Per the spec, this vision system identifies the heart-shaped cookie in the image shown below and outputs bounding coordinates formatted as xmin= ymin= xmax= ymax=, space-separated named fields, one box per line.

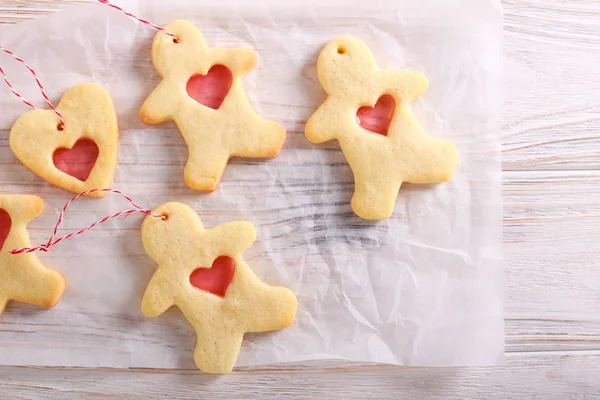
xmin=10 ymin=83 xmax=119 ymax=198
xmin=189 ymin=255 xmax=236 ymax=297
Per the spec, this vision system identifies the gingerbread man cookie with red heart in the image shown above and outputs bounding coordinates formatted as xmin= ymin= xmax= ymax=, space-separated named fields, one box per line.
xmin=306 ymin=36 xmax=459 ymax=220
xmin=140 ymin=20 xmax=286 ymax=192
xmin=0 ymin=194 xmax=66 ymax=314
xmin=10 ymin=83 xmax=119 ymax=198
xmin=141 ymin=202 xmax=297 ymax=374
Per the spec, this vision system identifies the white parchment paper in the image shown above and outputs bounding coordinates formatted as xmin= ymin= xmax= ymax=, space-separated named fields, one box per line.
xmin=0 ymin=0 xmax=504 ymax=367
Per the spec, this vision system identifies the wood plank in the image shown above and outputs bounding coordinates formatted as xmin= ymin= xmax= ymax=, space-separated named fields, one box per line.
xmin=0 ymin=0 xmax=90 ymax=24
xmin=502 ymin=0 xmax=600 ymax=171
xmin=503 ymin=170 xmax=600 ymax=352
xmin=0 ymin=352 xmax=599 ymax=399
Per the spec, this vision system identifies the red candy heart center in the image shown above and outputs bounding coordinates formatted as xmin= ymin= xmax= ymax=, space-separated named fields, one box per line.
xmin=53 ymin=139 xmax=99 ymax=182
xmin=189 ymin=255 xmax=236 ymax=298
xmin=0 ymin=208 xmax=11 ymax=252
xmin=186 ymin=65 xmax=233 ymax=110
xmin=356 ymin=94 xmax=396 ymax=136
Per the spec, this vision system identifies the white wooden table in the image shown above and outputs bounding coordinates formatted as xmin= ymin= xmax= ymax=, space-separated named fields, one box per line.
xmin=1 ymin=0 xmax=599 ymax=398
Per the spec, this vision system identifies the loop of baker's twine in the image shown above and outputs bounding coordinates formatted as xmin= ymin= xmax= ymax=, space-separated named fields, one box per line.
xmin=97 ymin=0 xmax=180 ymax=43
xmin=0 ymin=1 xmax=180 ymax=133
xmin=3 ymin=2 xmax=180 ymax=254
xmin=0 ymin=46 xmax=65 ymax=130
xmin=10 ymin=189 xmax=166 ymax=255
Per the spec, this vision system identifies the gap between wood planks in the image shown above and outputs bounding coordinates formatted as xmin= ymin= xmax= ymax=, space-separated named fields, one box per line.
xmin=0 ymin=349 xmax=598 ymax=374
xmin=1 ymin=353 xmax=598 ymax=399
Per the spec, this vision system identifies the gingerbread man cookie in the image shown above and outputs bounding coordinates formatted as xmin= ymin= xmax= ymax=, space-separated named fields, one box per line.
xmin=306 ymin=36 xmax=459 ymax=220
xmin=141 ymin=202 xmax=297 ymax=373
xmin=140 ymin=20 xmax=286 ymax=192
xmin=0 ymin=195 xmax=66 ymax=314
xmin=10 ymin=83 xmax=119 ymax=198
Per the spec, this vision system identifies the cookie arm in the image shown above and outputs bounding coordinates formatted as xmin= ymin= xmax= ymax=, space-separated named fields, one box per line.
xmin=404 ymin=136 xmax=459 ymax=184
xmin=139 ymin=79 xmax=180 ymax=125
xmin=7 ymin=257 xmax=66 ymax=310
xmin=209 ymin=48 xmax=257 ymax=76
xmin=305 ymin=98 xmax=340 ymax=144
xmin=141 ymin=268 xmax=176 ymax=317
xmin=386 ymin=70 xmax=429 ymax=102
xmin=244 ymin=284 xmax=297 ymax=332
xmin=0 ymin=195 xmax=44 ymax=223
xmin=209 ymin=221 xmax=257 ymax=256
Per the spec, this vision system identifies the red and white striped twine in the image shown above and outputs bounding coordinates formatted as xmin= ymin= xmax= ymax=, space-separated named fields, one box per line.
xmin=98 ymin=0 xmax=179 ymax=42
xmin=0 ymin=46 xmax=65 ymax=129
xmin=10 ymin=189 xmax=166 ymax=255
xmin=1 ymin=1 xmax=178 ymax=131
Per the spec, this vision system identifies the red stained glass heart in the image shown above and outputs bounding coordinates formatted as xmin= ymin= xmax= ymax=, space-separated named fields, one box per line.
xmin=186 ymin=65 xmax=233 ymax=110
xmin=190 ymin=255 xmax=236 ymax=298
xmin=53 ymin=139 xmax=99 ymax=182
xmin=356 ymin=94 xmax=396 ymax=136
xmin=0 ymin=209 xmax=11 ymax=252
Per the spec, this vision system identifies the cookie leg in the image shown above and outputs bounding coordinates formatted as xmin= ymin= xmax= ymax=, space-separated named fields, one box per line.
xmin=231 ymin=119 xmax=286 ymax=159
xmin=184 ymin=151 xmax=230 ymax=192
xmin=351 ymin=176 xmax=401 ymax=220
xmin=10 ymin=264 xmax=66 ymax=309
xmin=242 ymin=285 xmax=297 ymax=333
xmin=305 ymin=98 xmax=340 ymax=144
xmin=193 ymin=330 xmax=244 ymax=374
xmin=404 ymin=137 xmax=459 ymax=184
xmin=140 ymin=80 xmax=178 ymax=125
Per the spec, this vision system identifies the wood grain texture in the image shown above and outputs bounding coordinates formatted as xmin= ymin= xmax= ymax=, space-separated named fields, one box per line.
xmin=1 ymin=0 xmax=600 ymax=398
xmin=1 ymin=353 xmax=599 ymax=399
xmin=503 ymin=0 xmax=600 ymax=171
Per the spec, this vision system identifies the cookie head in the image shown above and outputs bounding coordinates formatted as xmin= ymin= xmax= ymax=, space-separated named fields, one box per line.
xmin=317 ymin=36 xmax=377 ymax=94
xmin=141 ymin=202 xmax=204 ymax=263
xmin=151 ymin=20 xmax=209 ymax=77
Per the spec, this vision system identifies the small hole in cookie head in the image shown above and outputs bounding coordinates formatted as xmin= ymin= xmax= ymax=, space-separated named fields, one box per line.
xmin=57 ymin=122 xmax=65 ymax=131
xmin=337 ymin=46 xmax=346 ymax=55
xmin=173 ymin=37 xmax=180 ymax=44
xmin=161 ymin=213 xmax=169 ymax=221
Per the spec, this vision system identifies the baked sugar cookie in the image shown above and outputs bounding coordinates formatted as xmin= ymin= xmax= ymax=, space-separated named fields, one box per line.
xmin=0 ymin=195 xmax=66 ymax=314
xmin=140 ymin=20 xmax=286 ymax=192
xmin=141 ymin=202 xmax=297 ymax=373
xmin=10 ymin=83 xmax=119 ymax=198
xmin=306 ymin=36 xmax=459 ymax=220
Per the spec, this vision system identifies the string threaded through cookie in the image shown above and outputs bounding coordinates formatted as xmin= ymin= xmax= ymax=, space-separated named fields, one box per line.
xmin=10 ymin=189 xmax=166 ymax=255
xmin=0 ymin=46 xmax=65 ymax=129
xmin=97 ymin=0 xmax=180 ymax=43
